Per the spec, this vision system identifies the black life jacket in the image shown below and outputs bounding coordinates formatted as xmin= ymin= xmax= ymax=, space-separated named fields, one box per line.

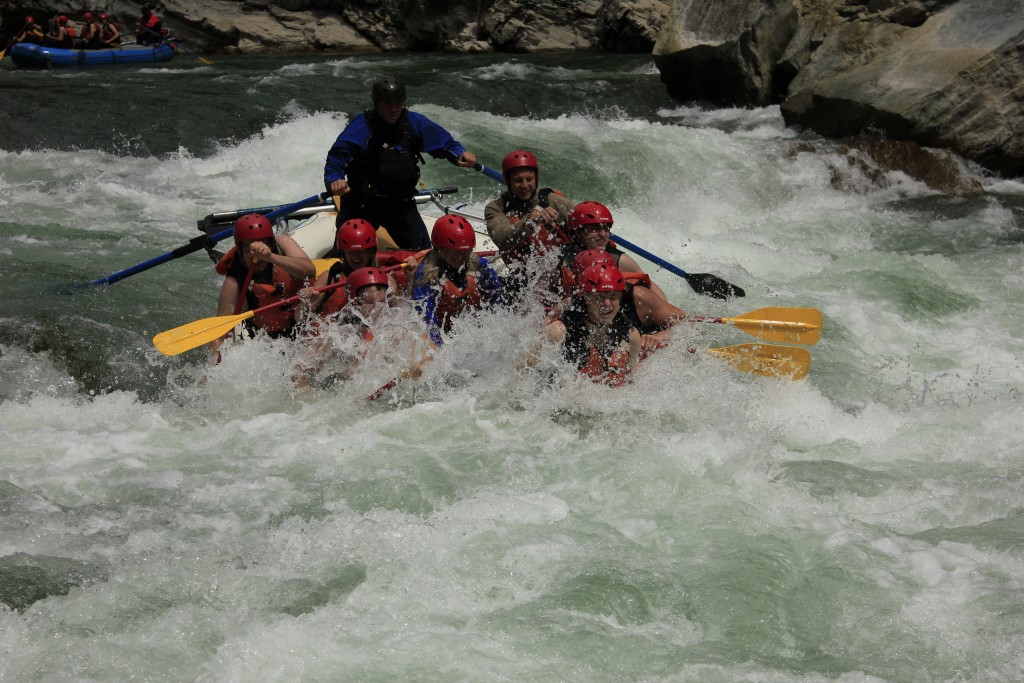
xmin=351 ymin=110 xmax=425 ymax=203
xmin=560 ymin=306 xmax=634 ymax=371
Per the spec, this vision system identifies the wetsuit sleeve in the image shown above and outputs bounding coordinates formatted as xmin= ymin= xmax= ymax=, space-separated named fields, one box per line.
xmin=407 ymin=111 xmax=467 ymax=163
xmin=324 ymin=114 xmax=372 ymax=191
xmin=478 ymin=258 xmax=503 ymax=307
xmin=410 ymin=264 xmax=444 ymax=345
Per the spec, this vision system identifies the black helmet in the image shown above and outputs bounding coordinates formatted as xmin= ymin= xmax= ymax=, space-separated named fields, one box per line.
xmin=372 ymin=76 xmax=406 ymax=104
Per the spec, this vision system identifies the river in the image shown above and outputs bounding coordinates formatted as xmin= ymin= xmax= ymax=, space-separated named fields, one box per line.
xmin=1 ymin=51 xmax=1023 ymax=682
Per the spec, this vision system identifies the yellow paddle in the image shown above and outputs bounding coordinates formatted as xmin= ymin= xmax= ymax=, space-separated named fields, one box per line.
xmin=707 ymin=343 xmax=811 ymax=380
xmin=154 ymin=258 xmax=420 ymax=356
xmin=153 ymin=279 xmax=349 ymax=356
xmin=689 ymin=306 xmax=822 ymax=345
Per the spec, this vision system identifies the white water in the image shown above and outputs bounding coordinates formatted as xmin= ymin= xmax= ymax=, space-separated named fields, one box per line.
xmin=2 ymin=56 xmax=1024 ymax=681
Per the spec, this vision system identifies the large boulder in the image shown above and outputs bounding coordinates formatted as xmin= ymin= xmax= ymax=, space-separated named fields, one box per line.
xmin=780 ymin=0 xmax=1024 ymax=177
xmin=652 ymin=0 xmax=799 ymax=106
xmin=653 ymin=0 xmax=1024 ymax=177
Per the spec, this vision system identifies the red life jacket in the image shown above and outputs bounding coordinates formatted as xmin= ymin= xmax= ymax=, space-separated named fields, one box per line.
xmin=500 ymin=188 xmax=568 ymax=266
xmin=216 ymin=246 xmax=303 ymax=334
xmin=435 ymin=276 xmax=482 ymax=333
xmin=578 ymin=345 xmax=631 ymax=387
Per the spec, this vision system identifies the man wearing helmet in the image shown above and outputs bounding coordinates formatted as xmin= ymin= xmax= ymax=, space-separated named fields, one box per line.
xmin=44 ymin=16 xmax=74 ymax=48
xmin=323 ymin=76 xmax=478 ymax=251
xmin=6 ymin=16 xmax=44 ymax=48
xmin=523 ymin=262 xmax=642 ymax=387
xmin=135 ymin=7 xmax=164 ymax=45
xmin=209 ymin=213 xmax=316 ymax=355
xmin=484 ymin=149 xmax=575 ymax=304
xmin=410 ymin=215 xmax=502 ymax=344
xmin=76 ymin=12 xmax=102 ymax=49
xmin=99 ymin=14 xmax=122 ymax=47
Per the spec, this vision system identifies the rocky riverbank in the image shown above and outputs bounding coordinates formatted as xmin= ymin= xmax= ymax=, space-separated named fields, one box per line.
xmin=3 ymin=0 xmax=1020 ymax=178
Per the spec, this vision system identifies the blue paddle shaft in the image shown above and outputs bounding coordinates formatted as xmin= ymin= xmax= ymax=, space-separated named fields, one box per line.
xmin=88 ymin=192 xmax=324 ymax=287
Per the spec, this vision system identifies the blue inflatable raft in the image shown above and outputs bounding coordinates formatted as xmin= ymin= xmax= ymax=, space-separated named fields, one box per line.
xmin=9 ymin=42 xmax=176 ymax=68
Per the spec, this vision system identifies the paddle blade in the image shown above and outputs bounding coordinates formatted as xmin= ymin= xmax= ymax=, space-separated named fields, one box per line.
xmin=727 ymin=307 xmax=822 ymax=345
xmin=707 ymin=343 xmax=811 ymax=380
xmin=313 ymin=258 xmax=340 ymax=277
xmin=685 ymin=273 xmax=746 ymax=300
xmin=153 ymin=311 xmax=253 ymax=356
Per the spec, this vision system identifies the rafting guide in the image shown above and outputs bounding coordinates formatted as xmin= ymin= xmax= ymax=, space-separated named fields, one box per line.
xmin=324 ymin=76 xmax=478 ymax=251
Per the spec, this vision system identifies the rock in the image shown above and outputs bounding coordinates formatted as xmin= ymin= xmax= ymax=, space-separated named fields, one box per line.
xmin=653 ymin=0 xmax=1024 ymax=177
xmin=780 ymin=0 xmax=1024 ymax=177
xmin=792 ymin=139 xmax=984 ymax=193
xmin=0 ymin=553 xmax=107 ymax=611
xmin=652 ymin=0 xmax=799 ymax=106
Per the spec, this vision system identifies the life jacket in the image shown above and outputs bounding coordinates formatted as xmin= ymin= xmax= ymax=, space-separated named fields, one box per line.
xmin=350 ymin=110 xmax=424 ymax=203
xmin=317 ymin=262 xmax=350 ymax=317
xmin=500 ymin=187 xmax=568 ymax=265
xmin=101 ymin=22 xmax=121 ymax=42
xmin=435 ymin=275 xmax=482 ymax=333
xmin=560 ymin=307 xmax=634 ymax=387
xmin=143 ymin=15 xmax=161 ymax=31
xmin=215 ymin=243 xmax=304 ymax=335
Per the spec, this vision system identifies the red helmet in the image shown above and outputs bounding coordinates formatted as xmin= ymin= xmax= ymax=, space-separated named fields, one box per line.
xmin=83 ymin=12 xmax=94 ymax=20
xmin=233 ymin=214 xmax=274 ymax=243
xmin=501 ymin=150 xmax=539 ymax=185
xmin=346 ymin=267 xmax=389 ymax=296
xmin=576 ymin=263 xmax=625 ymax=294
xmin=569 ymin=201 xmax=614 ymax=233
xmin=100 ymin=13 xmax=109 ymax=20
xmin=431 ymin=215 xmax=475 ymax=251
xmin=336 ymin=218 xmax=377 ymax=252
xmin=58 ymin=15 xmax=68 ymax=24
xmin=25 ymin=16 xmax=35 ymax=23
xmin=572 ymin=248 xmax=616 ymax=276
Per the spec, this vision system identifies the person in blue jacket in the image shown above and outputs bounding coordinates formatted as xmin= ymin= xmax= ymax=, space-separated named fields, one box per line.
xmin=411 ymin=216 xmax=502 ymax=345
xmin=324 ymin=76 xmax=478 ymax=251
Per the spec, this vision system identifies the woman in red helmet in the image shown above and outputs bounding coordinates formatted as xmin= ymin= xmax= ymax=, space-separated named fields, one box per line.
xmin=556 ymin=201 xmax=666 ymax=301
xmin=525 ymin=263 xmax=642 ymax=387
xmin=410 ymin=215 xmax=502 ymax=344
xmin=484 ymin=149 xmax=575 ymax=303
xmin=209 ymin=213 xmax=315 ymax=354
xmin=296 ymin=218 xmax=409 ymax=330
xmin=548 ymin=247 xmax=688 ymax=356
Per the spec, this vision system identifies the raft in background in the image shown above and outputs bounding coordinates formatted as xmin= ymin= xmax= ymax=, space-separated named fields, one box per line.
xmin=8 ymin=42 xmax=176 ymax=69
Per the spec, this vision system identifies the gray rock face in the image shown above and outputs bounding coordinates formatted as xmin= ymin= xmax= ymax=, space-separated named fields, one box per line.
xmin=653 ymin=0 xmax=1024 ymax=176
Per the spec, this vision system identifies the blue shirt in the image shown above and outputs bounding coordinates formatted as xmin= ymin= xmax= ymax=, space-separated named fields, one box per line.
xmin=324 ymin=109 xmax=468 ymax=191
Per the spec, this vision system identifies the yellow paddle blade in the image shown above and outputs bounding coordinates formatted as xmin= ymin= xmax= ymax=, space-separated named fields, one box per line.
xmin=707 ymin=343 xmax=811 ymax=380
xmin=313 ymin=258 xmax=340 ymax=277
xmin=153 ymin=310 xmax=255 ymax=356
xmin=725 ymin=306 xmax=823 ymax=345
